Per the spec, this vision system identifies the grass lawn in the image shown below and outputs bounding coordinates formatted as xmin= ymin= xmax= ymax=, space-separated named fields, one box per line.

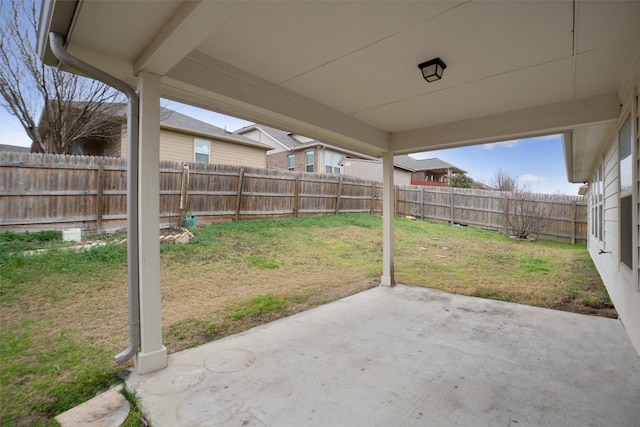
xmin=0 ymin=214 xmax=613 ymax=425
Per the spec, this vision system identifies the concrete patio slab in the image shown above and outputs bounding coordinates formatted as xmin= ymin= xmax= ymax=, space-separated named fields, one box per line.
xmin=126 ymin=285 xmax=640 ymax=427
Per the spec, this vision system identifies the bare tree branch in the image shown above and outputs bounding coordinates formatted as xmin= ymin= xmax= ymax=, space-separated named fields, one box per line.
xmin=505 ymin=182 xmax=550 ymax=239
xmin=0 ymin=0 xmax=124 ymax=154
xmin=489 ymin=170 xmax=550 ymax=239
xmin=490 ymin=168 xmax=517 ymax=192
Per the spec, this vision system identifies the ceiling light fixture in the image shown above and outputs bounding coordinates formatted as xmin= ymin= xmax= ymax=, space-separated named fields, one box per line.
xmin=418 ymin=57 xmax=446 ymax=82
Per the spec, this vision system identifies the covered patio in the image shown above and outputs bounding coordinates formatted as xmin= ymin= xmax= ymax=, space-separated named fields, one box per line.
xmin=125 ymin=285 xmax=640 ymax=426
xmin=37 ymin=0 xmax=640 ymax=380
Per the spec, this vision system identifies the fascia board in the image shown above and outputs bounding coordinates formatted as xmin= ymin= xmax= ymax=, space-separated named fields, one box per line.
xmin=163 ymin=53 xmax=390 ymax=156
xmin=391 ymin=93 xmax=620 ymax=154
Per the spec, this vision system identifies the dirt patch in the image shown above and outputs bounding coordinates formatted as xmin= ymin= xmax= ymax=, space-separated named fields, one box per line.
xmin=161 ymin=275 xmax=379 ymax=352
xmin=550 ymin=302 xmax=618 ymax=319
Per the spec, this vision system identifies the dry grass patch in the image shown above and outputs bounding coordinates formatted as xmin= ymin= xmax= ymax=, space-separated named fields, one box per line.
xmin=394 ymin=218 xmax=614 ymax=317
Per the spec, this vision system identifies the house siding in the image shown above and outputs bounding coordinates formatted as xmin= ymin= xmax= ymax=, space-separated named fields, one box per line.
xmin=159 ymin=129 xmax=193 ymax=162
xmin=119 ymin=123 xmax=127 ymax=157
xmin=240 ymin=129 xmax=274 ymax=150
xmin=587 ymin=82 xmax=639 ymax=354
xmin=341 ymin=158 xmax=411 ymax=185
xmin=211 ymin=141 xmax=265 ymax=168
xmin=120 ymin=128 xmax=266 ymax=167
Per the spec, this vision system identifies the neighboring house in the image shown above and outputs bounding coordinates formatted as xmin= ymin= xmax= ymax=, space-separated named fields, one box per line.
xmin=392 ymin=155 xmax=466 ymax=186
xmin=0 ymin=144 xmax=30 ymax=153
xmin=340 ymin=155 xmax=467 ymax=187
xmin=340 ymin=157 xmax=413 ymax=186
xmin=125 ymin=108 xmax=271 ymax=168
xmin=38 ymin=104 xmax=271 ymax=168
xmin=236 ymin=124 xmax=375 ymax=173
xmin=35 ymin=101 xmax=123 ymax=156
xmin=237 ymin=125 xmax=469 ymax=187
xmin=563 ymin=82 xmax=639 ymax=353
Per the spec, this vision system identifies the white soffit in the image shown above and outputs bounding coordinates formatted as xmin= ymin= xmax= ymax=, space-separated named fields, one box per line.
xmin=353 ymin=58 xmax=576 ymax=133
xmin=569 ymin=122 xmax=616 ymax=183
xmin=69 ymin=1 xmax=181 ymax=64
xmin=195 ymin=0 xmax=573 ymax=130
xmin=194 ymin=1 xmax=464 ymax=86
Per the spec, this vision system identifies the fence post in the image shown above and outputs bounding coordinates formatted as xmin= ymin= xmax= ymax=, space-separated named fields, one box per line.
xmin=234 ymin=168 xmax=245 ymax=221
xmin=420 ymin=187 xmax=425 ymax=220
xmin=294 ymin=175 xmax=300 ymax=217
xmin=335 ymin=175 xmax=343 ymax=214
xmin=503 ymin=194 xmax=509 ymax=234
xmin=394 ymin=186 xmax=399 ymax=217
xmin=449 ymin=187 xmax=454 ymax=225
xmin=96 ymin=158 xmax=104 ymax=234
xmin=571 ymin=200 xmax=577 ymax=244
xmin=370 ymin=183 xmax=376 ymax=214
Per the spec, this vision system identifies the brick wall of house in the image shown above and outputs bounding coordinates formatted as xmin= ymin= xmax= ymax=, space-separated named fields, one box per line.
xmin=267 ymin=151 xmax=290 ymax=169
xmin=267 ymin=149 xmax=318 ymax=172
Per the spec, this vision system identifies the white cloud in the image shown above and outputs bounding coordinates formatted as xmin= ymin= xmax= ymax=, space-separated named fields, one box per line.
xmin=519 ymin=174 xmax=545 ymax=183
xmin=531 ymin=134 xmax=561 ymax=142
xmin=481 ymin=134 xmax=561 ymax=151
xmin=482 ymin=140 xmax=521 ymax=150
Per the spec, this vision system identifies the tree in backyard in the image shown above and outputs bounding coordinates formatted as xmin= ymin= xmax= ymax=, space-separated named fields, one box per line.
xmin=0 ymin=0 xmax=123 ymax=154
xmin=491 ymin=170 xmax=550 ymax=239
xmin=489 ymin=168 xmax=517 ymax=192
xmin=448 ymin=173 xmax=474 ymax=188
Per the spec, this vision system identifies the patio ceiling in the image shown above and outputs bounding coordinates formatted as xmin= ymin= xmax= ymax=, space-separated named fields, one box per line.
xmin=39 ymin=1 xmax=640 ymax=180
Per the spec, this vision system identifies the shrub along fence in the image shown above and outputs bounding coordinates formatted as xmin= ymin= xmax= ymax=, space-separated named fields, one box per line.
xmin=0 ymin=152 xmax=586 ymax=243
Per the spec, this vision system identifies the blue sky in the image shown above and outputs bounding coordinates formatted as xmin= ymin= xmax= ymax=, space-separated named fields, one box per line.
xmin=0 ymin=102 xmax=581 ymax=195
xmin=411 ymin=136 xmax=582 ymax=195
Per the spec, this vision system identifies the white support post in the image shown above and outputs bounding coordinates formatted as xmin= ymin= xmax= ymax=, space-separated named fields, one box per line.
xmin=135 ymin=70 xmax=167 ymax=374
xmin=381 ymin=151 xmax=395 ymax=287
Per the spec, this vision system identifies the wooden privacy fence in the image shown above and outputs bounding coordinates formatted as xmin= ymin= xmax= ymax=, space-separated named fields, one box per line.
xmin=0 ymin=152 xmax=587 ymax=243
xmin=0 ymin=152 xmax=383 ymax=234
xmin=397 ymin=186 xmax=587 ymax=243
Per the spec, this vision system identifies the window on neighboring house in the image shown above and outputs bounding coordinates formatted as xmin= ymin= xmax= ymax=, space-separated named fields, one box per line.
xmin=305 ymin=151 xmax=314 ymax=172
xmin=619 ymin=115 xmax=633 ymax=269
xmin=591 ymin=163 xmax=604 ymax=242
xmin=194 ymin=138 xmax=210 ymax=163
xmin=287 ymin=154 xmax=295 ymax=171
xmin=325 ymin=151 xmax=342 ymax=174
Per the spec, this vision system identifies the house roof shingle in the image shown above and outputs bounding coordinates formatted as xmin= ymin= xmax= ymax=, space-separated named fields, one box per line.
xmin=158 ymin=109 xmax=271 ymax=150
xmin=0 ymin=144 xmax=31 ymax=153
xmin=236 ymin=124 xmax=306 ymax=150
xmin=92 ymin=103 xmax=272 ymax=151
xmin=237 ymin=125 xmax=468 ymax=174
xmin=236 ymin=124 xmax=378 ymax=159
xmin=393 ymin=155 xmax=467 ymax=174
